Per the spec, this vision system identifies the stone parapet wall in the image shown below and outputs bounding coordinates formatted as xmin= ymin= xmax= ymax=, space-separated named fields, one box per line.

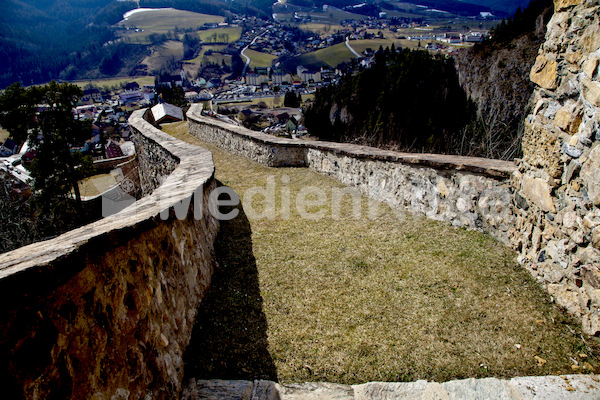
xmin=514 ymin=0 xmax=600 ymax=335
xmin=0 ymin=109 xmax=219 ymax=399
xmin=187 ymin=104 xmax=517 ymax=244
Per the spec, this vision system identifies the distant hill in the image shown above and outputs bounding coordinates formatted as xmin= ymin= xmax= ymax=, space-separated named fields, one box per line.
xmin=464 ymin=0 xmax=531 ymax=14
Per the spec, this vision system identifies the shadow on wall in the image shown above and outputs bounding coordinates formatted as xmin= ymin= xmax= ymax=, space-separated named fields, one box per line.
xmin=182 ymin=183 xmax=278 ymax=382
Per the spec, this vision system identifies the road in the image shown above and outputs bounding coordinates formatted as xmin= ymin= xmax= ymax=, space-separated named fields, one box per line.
xmin=345 ymin=37 xmax=362 ymax=58
xmin=241 ymin=30 xmax=269 ymax=76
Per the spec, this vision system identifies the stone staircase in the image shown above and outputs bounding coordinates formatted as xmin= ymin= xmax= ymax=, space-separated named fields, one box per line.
xmin=182 ymin=375 xmax=600 ymax=399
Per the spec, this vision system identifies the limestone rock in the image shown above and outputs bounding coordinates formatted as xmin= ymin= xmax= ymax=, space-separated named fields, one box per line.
xmin=583 ymin=56 xmax=599 ymax=79
xmin=520 ymin=175 xmax=556 ymax=212
xmin=531 ymin=55 xmax=559 ymax=89
xmin=580 ymin=146 xmax=600 ymax=205
xmin=582 ymin=77 xmax=600 ymax=107
xmin=554 ymin=0 xmax=583 ymax=11
xmin=582 ymin=264 xmax=600 ymax=288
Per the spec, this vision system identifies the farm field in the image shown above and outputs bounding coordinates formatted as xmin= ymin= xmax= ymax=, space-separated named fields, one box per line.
xmin=71 ymin=76 xmax=155 ymax=90
xmin=198 ymin=27 xmax=242 ymax=43
xmin=117 ymin=8 xmax=224 ymax=43
xmin=296 ymin=23 xmax=346 ymax=37
xmin=245 ymin=49 xmax=278 ymax=69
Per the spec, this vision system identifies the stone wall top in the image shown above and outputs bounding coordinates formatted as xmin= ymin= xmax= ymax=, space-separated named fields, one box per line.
xmin=0 ymin=109 xmax=215 ymax=282
xmin=187 ymin=104 xmax=516 ymax=179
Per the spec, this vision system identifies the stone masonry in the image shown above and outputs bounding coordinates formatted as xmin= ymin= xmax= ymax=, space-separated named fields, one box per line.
xmin=188 ymin=104 xmax=517 ymax=244
xmin=513 ymin=0 xmax=600 ymax=335
xmin=0 ymin=110 xmax=219 ymax=399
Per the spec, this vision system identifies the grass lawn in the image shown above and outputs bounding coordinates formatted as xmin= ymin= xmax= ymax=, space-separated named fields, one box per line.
xmin=71 ymin=76 xmax=155 ymax=90
xmin=245 ymin=49 xmax=278 ymax=69
xmin=165 ymin=121 xmax=600 ymax=384
xmin=78 ymin=172 xmax=119 ymax=197
xmin=199 ymin=27 xmax=242 ymax=43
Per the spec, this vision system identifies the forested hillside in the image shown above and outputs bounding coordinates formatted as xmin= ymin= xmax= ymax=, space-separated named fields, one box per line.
xmin=304 ymin=48 xmax=475 ymax=154
xmin=454 ymin=0 xmax=554 ymax=159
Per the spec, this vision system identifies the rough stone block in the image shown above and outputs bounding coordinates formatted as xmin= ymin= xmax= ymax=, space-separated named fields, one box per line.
xmin=531 ymin=55 xmax=559 ymax=90
xmin=554 ymin=0 xmax=583 ymax=11
xmin=582 ymin=76 xmax=600 ymax=107
xmin=520 ymin=175 xmax=556 ymax=212
xmin=580 ymin=146 xmax=600 ymax=205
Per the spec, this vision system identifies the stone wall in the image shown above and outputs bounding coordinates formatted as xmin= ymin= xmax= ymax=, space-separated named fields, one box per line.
xmin=187 ymin=104 xmax=516 ymax=244
xmin=0 ymin=109 xmax=219 ymax=399
xmin=512 ymin=0 xmax=600 ymax=335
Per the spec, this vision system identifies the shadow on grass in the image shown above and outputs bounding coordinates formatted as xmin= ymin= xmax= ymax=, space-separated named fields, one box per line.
xmin=183 ymin=183 xmax=277 ymax=382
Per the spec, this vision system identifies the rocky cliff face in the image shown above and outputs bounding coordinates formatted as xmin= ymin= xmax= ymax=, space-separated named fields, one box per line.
xmin=512 ymin=0 xmax=600 ymax=335
xmin=455 ymin=1 xmax=554 ymax=159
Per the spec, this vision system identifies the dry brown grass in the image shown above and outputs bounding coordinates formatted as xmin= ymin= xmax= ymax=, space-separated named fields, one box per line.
xmin=164 ymin=121 xmax=600 ymax=384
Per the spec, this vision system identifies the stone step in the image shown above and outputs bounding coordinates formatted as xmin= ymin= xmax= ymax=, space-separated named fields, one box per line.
xmin=181 ymin=375 xmax=600 ymax=400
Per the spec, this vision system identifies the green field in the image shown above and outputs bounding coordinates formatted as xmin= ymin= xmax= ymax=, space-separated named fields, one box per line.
xmin=71 ymin=76 xmax=155 ymax=90
xmin=245 ymin=49 xmax=278 ymax=68
xmin=296 ymin=23 xmax=346 ymax=37
xmin=199 ymin=27 xmax=242 ymax=43
xmin=117 ymin=9 xmax=224 ymax=43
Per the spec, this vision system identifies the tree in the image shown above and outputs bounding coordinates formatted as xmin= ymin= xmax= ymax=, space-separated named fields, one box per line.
xmin=0 ymin=82 xmax=94 ymax=213
xmin=284 ymin=91 xmax=300 ymax=108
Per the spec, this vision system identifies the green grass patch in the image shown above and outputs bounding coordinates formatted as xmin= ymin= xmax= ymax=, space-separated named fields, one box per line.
xmin=199 ymin=27 xmax=242 ymax=43
xmin=164 ymin=122 xmax=600 ymax=384
xmin=245 ymin=49 xmax=278 ymax=68
xmin=118 ymin=9 xmax=224 ymax=43
xmin=71 ymin=76 xmax=155 ymax=90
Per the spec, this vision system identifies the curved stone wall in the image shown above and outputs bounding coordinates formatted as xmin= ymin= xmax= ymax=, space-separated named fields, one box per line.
xmin=0 ymin=109 xmax=219 ymax=399
xmin=187 ymin=104 xmax=517 ymax=243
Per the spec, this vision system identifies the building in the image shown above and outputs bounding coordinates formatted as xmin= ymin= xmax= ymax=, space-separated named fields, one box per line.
xmin=297 ymin=66 xmax=322 ymax=84
xmin=246 ymin=73 xmax=269 ymax=86
xmin=272 ymin=73 xmax=293 ymax=85
xmin=151 ymin=103 xmax=183 ymax=124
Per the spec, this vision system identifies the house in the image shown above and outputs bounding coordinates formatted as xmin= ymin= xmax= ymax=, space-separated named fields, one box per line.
xmin=81 ymin=88 xmax=103 ymax=104
xmin=105 ymin=139 xmax=125 ymax=159
xmin=151 ymin=103 xmax=183 ymax=124
xmin=0 ymin=139 xmax=18 ymax=156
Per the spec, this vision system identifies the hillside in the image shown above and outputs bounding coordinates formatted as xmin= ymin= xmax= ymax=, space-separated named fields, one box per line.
xmin=0 ymin=0 xmax=265 ymax=88
xmin=454 ymin=0 xmax=554 ymax=159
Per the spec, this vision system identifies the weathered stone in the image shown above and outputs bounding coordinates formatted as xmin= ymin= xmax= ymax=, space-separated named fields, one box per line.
xmin=582 ymin=76 xmax=600 ymax=107
xmin=583 ymin=56 xmax=599 ymax=79
xmin=593 ymin=227 xmax=600 ymax=249
xmin=555 ymin=104 xmax=583 ymax=134
xmin=531 ymin=55 xmax=559 ymax=89
xmin=554 ymin=0 xmax=582 ymax=11
xmin=582 ymin=265 xmax=600 ymax=288
xmin=522 ymin=121 xmax=562 ymax=178
xmin=548 ymin=283 xmax=582 ymax=316
xmin=562 ymin=142 xmax=583 ymax=158
xmin=582 ymin=312 xmax=600 ymax=335
xmin=520 ymin=175 xmax=556 ymax=212
xmin=580 ymin=146 xmax=600 ymax=205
